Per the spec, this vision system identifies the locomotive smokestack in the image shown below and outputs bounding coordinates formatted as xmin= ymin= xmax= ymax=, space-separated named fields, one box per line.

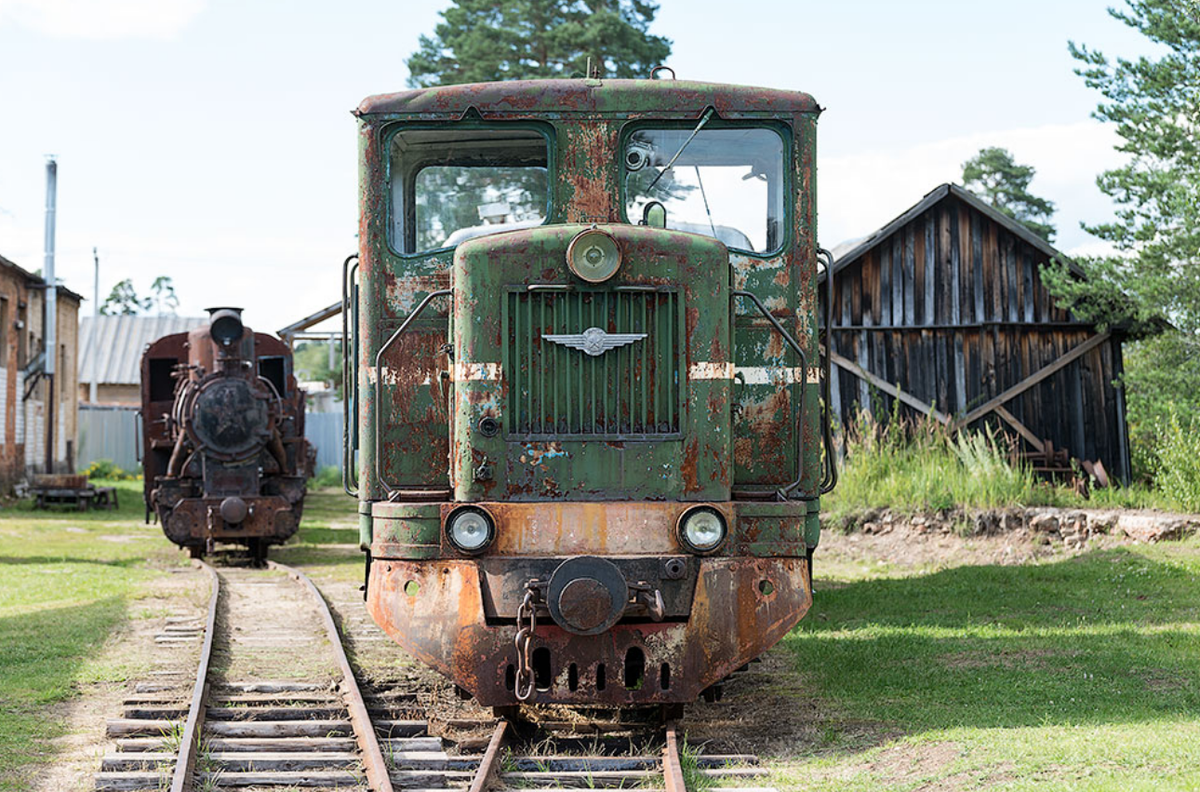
xmin=207 ymin=306 xmax=245 ymax=347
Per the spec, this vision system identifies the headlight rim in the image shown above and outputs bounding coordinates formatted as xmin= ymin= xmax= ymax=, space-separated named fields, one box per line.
xmin=444 ymin=505 xmax=497 ymax=555
xmin=566 ymin=227 xmax=623 ymax=283
xmin=676 ymin=505 xmax=728 ymax=555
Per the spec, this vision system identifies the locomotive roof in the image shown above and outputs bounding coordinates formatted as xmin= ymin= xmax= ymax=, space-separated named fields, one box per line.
xmin=356 ymin=79 xmax=820 ymax=118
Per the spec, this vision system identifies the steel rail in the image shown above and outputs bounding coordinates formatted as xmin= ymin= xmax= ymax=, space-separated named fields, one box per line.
xmin=268 ymin=561 xmax=394 ymax=792
xmin=169 ymin=559 xmax=219 ymax=792
xmin=468 ymin=720 xmax=509 ymax=792
xmin=663 ymin=721 xmax=687 ymax=792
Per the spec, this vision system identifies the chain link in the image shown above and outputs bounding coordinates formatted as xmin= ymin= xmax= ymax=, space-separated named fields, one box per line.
xmin=513 ymin=580 xmax=540 ymax=701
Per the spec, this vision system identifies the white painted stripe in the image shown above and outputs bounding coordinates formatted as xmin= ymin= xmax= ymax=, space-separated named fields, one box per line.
xmin=454 ymin=362 xmax=503 ymax=382
xmin=688 ymin=362 xmax=734 ymax=380
xmin=733 ymin=366 xmax=824 ymax=385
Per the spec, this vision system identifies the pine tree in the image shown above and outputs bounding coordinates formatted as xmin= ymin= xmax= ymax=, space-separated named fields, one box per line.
xmin=1043 ymin=1 xmax=1200 ymax=480
xmin=961 ymin=147 xmax=1057 ymax=243
xmin=406 ymin=0 xmax=671 ymax=87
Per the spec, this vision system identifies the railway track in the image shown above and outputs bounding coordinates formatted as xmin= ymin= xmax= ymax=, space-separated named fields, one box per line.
xmin=94 ymin=558 xmax=776 ymax=791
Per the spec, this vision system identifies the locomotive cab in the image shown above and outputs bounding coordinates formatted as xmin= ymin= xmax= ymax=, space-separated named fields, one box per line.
xmin=351 ymin=78 xmax=826 ymax=707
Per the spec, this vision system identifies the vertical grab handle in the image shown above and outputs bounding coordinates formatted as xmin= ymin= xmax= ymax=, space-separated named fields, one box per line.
xmin=731 ymin=290 xmax=808 ymax=501
xmin=341 ymin=254 xmax=359 ymax=497
xmin=817 ymin=248 xmax=838 ymax=495
xmin=373 ymin=290 xmax=452 ymax=497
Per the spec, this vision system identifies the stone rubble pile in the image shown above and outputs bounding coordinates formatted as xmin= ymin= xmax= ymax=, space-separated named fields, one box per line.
xmin=836 ymin=506 xmax=1199 ymax=547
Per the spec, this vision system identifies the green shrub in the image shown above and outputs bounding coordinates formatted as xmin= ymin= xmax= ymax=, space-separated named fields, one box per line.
xmin=1152 ymin=410 xmax=1200 ymax=512
xmin=310 ymin=465 xmax=341 ymax=489
xmin=82 ymin=459 xmax=140 ymax=481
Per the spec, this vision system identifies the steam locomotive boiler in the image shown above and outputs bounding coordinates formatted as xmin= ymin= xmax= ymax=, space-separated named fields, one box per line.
xmin=142 ymin=308 xmax=312 ymax=562
xmin=347 ymin=76 xmax=834 ymax=710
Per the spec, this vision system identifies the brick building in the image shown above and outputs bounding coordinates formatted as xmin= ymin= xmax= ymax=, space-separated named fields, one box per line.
xmin=0 ymin=253 xmax=82 ymax=490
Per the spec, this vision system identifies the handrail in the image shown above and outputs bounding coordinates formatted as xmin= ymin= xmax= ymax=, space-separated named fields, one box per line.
xmin=731 ymin=290 xmax=808 ymax=501
xmin=373 ymin=289 xmax=452 ymax=496
xmin=341 ymin=254 xmax=359 ymax=497
xmin=817 ymin=248 xmax=838 ymax=495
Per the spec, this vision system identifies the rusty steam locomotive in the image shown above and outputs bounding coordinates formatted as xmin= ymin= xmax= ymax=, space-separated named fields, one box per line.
xmin=142 ymin=308 xmax=312 ymax=562
xmin=346 ymin=76 xmax=834 ymax=710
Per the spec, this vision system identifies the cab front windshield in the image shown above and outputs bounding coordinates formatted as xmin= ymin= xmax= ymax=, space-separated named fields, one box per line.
xmin=624 ymin=127 xmax=785 ymax=254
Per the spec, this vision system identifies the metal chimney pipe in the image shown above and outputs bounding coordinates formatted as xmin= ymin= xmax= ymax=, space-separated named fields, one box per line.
xmin=90 ymin=247 xmax=98 ymax=403
xmin=43 ymin=157 xmax=57 ymax=473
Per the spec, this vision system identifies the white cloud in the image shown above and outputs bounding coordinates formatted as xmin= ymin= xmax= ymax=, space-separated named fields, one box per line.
xmin=0 ymin=0 xmax=205 ymax=40
xmin=819 ymin=121 xmax=1127 ymax=253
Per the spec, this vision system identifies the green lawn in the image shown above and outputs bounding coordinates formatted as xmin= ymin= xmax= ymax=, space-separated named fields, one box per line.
xmin=4 ymin=482 xmax=1198 ymax=791
xmin=0 ymin=479 xmax=181 ymax=791
xmin=778 ymin=540 xmax=1200 ymax=790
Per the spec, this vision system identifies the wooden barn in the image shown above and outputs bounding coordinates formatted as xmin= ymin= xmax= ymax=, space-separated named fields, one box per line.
xmin=822 ymin=183 xmax=1131 ymax=484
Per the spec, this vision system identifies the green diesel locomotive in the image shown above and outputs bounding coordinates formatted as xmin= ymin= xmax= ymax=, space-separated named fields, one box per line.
xmin=346 ymin=75 xmax=832 ymax=709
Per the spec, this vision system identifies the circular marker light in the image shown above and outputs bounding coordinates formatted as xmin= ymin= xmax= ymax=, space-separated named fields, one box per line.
xmin=446 ymin=507 xmax=495 ymax=554
xmin=678 ymin=507 xmax=727 ymax=554
xmin=567 ymin=229 xmax=622 ymax=283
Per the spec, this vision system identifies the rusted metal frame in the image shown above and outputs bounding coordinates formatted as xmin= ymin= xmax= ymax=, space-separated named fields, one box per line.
xmin=956 ymin=332 xmax=1110 ymax=428
xmin=372 ymin=288 xmax=452 ymax=496
xmin=342 ymin=253 xmax=360 ymax=497
xmin=829 ymin=350 xmax=950 ymax=425
xmin=994 ymin=405 xmax=1045 ymax=453
xmin=817 ymin=248 xmax=837 ymax=495
xmin=169 ymin=559 xmax=219 ymax=792
xmin=468 ymin=720 xmax=509 ymax=792
xmin=731 ymin=289 xmax=808 ymax=500
xmin=663 ymin=721 xmax=687 ymax=792
xmin=269 ymin=561 xmax=395 ymax=792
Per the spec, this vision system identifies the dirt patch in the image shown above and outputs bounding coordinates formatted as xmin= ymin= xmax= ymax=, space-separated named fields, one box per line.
xmin=869 ymin=740 xmax=961 ymax=784
xmin=675 ymin=650 xmax=896 ymax=759
xmin=939 ymin=648 xmax=1066 ymax=672
xmin=30 ymin=565 xmax=207 ymax=792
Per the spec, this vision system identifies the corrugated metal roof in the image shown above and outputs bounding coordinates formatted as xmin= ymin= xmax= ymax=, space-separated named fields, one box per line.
xmin=78 ymin=315 xmax=208 ymax=386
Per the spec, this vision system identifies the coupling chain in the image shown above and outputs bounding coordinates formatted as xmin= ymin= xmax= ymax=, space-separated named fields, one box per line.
xmin=513 ymin=579 xmax=541 ymax=702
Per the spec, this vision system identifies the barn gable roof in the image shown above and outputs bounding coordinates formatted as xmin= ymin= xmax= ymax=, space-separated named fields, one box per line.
xmin=825 ymin=183 xmax=1084 ymax=279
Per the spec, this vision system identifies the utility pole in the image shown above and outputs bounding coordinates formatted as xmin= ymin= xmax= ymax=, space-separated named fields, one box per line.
xmin=43 ymin=157 xmax=57 ymax=474
xmin=90 ymin=247 xmax=99 ymax=403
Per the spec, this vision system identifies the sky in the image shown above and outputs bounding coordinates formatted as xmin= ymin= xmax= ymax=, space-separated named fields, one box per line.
xmin=0 ymin=0 xmax=1160 ymax=334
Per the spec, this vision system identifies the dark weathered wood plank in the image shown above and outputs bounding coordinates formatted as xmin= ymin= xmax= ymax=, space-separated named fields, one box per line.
xmin=958 ymin=332 xmax=1111 ymax=427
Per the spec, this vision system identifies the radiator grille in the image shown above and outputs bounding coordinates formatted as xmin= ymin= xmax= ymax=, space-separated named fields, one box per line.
xmin=505 ymin=287 xmax=682 ymax=437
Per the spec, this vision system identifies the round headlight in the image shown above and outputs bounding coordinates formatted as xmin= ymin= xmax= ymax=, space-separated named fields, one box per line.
xmin=566 ymin=229 xmax=622 ymax=283
xmin=446 ymin=507 xmax=495 ymax=554
xmin=678 ymin=507 xmax=727 ymax=554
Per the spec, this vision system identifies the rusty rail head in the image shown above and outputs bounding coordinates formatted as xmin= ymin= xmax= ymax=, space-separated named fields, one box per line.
xmin=663 ymin=721 xmax=687 ymax=792
xmin=468 ymin=720 xmax=509 ymax=792
xmin=170 ymin=559 xmax=219 ymax=792
xmin=267 ymin=560 xmax=395 ymax=792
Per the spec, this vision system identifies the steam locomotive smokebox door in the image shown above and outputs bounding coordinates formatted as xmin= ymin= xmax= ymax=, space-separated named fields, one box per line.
xmin=191 ymin=379 xmax=270 ymax=460
xmin=546 ymin=556 xmax=628 ymax=635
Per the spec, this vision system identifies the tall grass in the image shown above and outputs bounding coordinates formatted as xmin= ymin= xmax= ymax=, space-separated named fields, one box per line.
xmin=823 ymin=405 xmax=1190 ymax=517
xmin=825 ymin=409 xmax=1055 ymax=518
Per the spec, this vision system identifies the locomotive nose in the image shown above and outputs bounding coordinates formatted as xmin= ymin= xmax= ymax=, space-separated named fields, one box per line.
xmin=546 ymin=557 xmax=628 ymax=636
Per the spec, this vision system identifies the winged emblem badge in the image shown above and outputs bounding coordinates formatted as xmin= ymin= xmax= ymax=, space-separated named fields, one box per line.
xmin=543 ymin=326 xmax=647 ymax=357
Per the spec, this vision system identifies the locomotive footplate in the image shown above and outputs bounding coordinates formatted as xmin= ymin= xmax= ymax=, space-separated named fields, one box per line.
xmin=366 ymin=554 xmax=810 ymax=706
